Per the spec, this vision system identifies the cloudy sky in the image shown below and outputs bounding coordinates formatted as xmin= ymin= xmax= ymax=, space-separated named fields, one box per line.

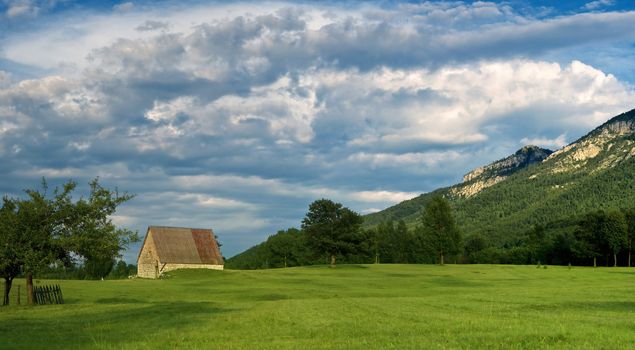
xmin=1 ymin=0 xmax=635 ymax=261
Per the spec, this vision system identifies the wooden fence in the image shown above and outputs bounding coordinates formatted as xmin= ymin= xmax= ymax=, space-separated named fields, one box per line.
xmin=34 ymin=285 xmax=64 ymax=305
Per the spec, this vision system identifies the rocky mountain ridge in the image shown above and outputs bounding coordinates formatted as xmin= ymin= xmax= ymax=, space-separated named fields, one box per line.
xmin=363 ymin=108 xmax=635 ymax=242
xmin=454 ymin=145 xmax=553 ymax=197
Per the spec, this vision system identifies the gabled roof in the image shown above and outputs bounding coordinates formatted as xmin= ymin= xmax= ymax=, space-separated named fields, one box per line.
xmin=140 ymin=226 xmax=224 ymax=265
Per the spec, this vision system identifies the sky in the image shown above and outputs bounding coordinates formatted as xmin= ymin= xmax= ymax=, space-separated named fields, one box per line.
xmin=1 ymin=0 xmax=635 ymax=261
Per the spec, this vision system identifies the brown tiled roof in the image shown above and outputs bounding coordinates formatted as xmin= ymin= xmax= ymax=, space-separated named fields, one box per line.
xmin=148 ymin=226 xmax=224 ymax=264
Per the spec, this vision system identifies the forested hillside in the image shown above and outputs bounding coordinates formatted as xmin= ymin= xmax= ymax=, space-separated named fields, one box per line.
xmin=364 ymin=108 xmax=635 ymax=245
xmin=228 ymin=109 xmax=635 ymax=269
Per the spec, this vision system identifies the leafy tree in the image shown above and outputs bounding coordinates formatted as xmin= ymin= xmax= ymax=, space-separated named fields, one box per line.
xmin=526 ymin=224 xmax=547 ymax=264
xmin=301 ymin=199 xmax=363 ymax=267
xmin=622 ymin=209 xmax=635 ymax=267
xmin=107 ymin=260 xmax=129 ymax=279
xmin=84 ymin=257 xmax=115 ymax=280
xmin=394 ymin=220 xmax=413 ymax=263
xmin=372 ymin=221 xmax=397 ymax=263
xmin=0 ymin=198 xmax=20 ymax=305
xmin=549 ymin=232 xmax=575 ymax=265
xmin=267 ymin=228 xmax=301 ymax=268
xmin=59 ymin=179 xmax=137 ymax=278
xmin=13 ymin=178 xmax=137 ymax=303
xmin=15 ymin=181 xmax=70 ymax=304
xmin=463 ymin=233 xmax=488 ymax=263
xmin=418 ymin=196 xmax=461 ymax=265
xmin=602 ymin=211 xmax=627 ymax=267
xmin=574 ymin=211 xmax=608 ymax=267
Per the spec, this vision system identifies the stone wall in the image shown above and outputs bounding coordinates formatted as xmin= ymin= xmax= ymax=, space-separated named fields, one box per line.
xmin=137 ymin=233 xmax=159 ymax=278
xmin=161 ymin=264 xmax=224 ymax=274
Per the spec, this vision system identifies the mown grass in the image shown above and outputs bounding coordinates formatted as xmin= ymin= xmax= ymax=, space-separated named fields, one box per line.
xmin=1 ymin=264 xmax=634 ymax=349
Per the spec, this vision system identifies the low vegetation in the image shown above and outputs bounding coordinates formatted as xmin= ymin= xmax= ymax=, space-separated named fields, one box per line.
xmin=1 ymin=265 xmax=634 ymax=349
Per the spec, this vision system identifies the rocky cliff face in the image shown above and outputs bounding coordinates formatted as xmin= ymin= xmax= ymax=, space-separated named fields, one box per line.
xmin=454 ymin=110 xmax=635 ymax=197
xmin=545 ymin=109 xmax=635 ymax=175
xmin=463 ymin=146 xmax=553 ymax=182
xmin=453 ymin=145 xmax=553 ymax=197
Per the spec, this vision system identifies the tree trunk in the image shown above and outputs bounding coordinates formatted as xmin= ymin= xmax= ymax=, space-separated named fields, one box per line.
xmin=330 ymin=254 xmax=336 ymax=268
xmin=593 ymin=257 xmax=597 ymax=267
xmin=3 ymin=278 xmax=12 ymax=306
xmin=440 ymin=253 xmax=444 ymax=266
xmin=614 ymin=253 xmax=618 ymax=267
xmin=26 ymin=272 xmax=34 ymax=305
xmin=284 ymin=255 xmax=287 ymax=268
xmin=629 ymin=240 xmax=632 ymax=267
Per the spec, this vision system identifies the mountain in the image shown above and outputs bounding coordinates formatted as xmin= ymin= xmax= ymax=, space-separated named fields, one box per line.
xmin=454 ymin=145 xmax=553 ymax=197
xmin=364 ymin=108 xmax=635 ymax=243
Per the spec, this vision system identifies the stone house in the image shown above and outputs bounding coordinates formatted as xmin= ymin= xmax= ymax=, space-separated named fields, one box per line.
xmin=137 ymin=226 xmax=224 ymax=278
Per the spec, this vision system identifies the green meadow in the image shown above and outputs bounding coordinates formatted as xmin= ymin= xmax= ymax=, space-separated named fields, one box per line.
xmin=1 ymin=264 xmax=634 ymax=349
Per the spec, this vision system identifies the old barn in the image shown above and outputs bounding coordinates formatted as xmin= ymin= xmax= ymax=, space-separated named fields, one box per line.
xmin=137 ymin=226 xmax=224 ymax=278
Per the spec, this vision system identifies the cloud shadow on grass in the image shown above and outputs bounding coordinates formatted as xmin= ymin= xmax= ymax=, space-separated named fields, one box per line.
xmin=0 ymin=301 xmax=233 ymax=349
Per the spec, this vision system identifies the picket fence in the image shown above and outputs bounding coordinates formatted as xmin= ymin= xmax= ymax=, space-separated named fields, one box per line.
xmin=34 ymin=284 xmax=64 ymax=305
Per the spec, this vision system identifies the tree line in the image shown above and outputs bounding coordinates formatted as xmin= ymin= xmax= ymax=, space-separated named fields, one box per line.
xmin=227 ymin=197 xmax=635 ymax=270
xmin=364 ymin=145 xmax=635 ymax=247
xmin=0 ymin=179 xmax=137 ymax=306
xmin=35 ymin=260 xmax=137 ymax=280
xmin=227 ymin=196 xmax=462 ymax=269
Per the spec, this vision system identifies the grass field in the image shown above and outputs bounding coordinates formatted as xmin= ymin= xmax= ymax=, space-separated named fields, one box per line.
xmin=1 ymin=264 xmax=634 ymax=349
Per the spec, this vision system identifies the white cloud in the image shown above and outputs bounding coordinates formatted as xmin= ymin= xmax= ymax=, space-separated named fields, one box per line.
xmin=5 ymin=0 xmax=37 ymax=18
xmin=136 ymin=20 xmax=169 ymax=32
xmin=0 ymin=71 xmax=12 ymax=87
xmin=113 ymin=2 xmax=134 ymax=13
xmin=349 ymin=191 xmax=419 ymax=203
xmin=144 ymin=96 xmax=195 ymax=122
xmin=521 ymin=134 xmax=568 ymax=149
xmin=348 ymin=151 xmax=464 ymax=168
xmin=4 ymin=3 xmax=635 ymax=75
xmin=583 ymin=0 xmax=614 ymax=11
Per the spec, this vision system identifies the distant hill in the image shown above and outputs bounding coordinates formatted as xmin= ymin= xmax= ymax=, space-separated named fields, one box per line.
xmin=364 ymin=108 xmax=635 ymax=244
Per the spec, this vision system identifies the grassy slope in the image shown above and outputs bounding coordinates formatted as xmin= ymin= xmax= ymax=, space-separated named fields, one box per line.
xmin=1 ymin=265 xmax=635 ymax=349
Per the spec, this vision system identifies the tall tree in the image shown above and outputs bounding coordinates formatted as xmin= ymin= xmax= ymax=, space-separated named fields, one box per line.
xmin=574 ymin=211 xmax=608 ymax=267
xmin=395 ymin=220 xmax=413 ymax=263
xmin=301 ymin=199 xmax=363 ymax=267
xmin=418 ymin=196 xmax=461 ymax=265
xmin=602 ymin=211 xmax=627 ymax=267
xmin=463 ymin=233 xmax=488 ymax=263
xmin=0 ymin=197 xmax=20 ymax=306
xmin=267 ymin=228 xmax=301 ymax=268
xmin=526 ymin=224 xmax=547 ymax=264
xmin=622 ymin=209 xmax=635 ymax=267
xmin=373 ymin=221 xmax=396 ymax=263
